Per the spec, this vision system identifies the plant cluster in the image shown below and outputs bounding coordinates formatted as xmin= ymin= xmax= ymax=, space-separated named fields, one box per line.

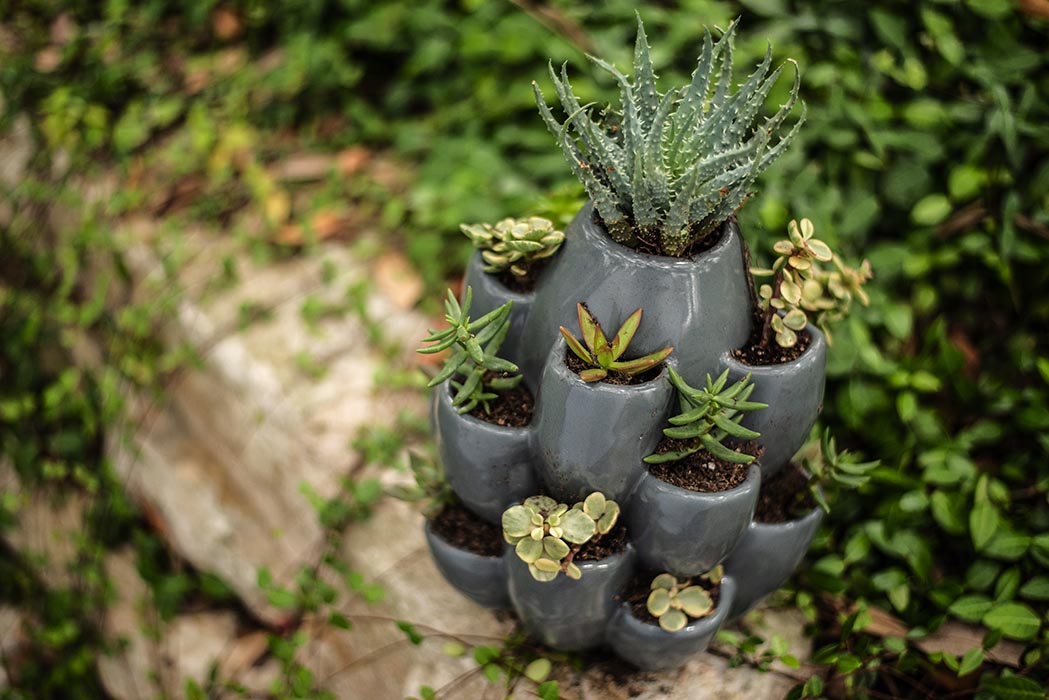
xmin=460 ymin=217 xmax=565 ymax=279
xmin=534 ymin=16 xmax=802 ymax=257
xmin=645 ymin=570 xmax=720 ymax=632
xmin=386 ymin=451 xmax=456 ymax=518
xmin=502 ymin=493 xmax=620 ymax=582
xmin=795 ymin=428 xmax=879 ymax=514
xmin=417 ymin=287 xmax=522 ymax=413
xmin=559 ymin=303 xmax=673 ymax=382
xmin=752 ymin=218 xmax=872 ymax=348
xmin=645 ymin=368 xmax=766 ymax=465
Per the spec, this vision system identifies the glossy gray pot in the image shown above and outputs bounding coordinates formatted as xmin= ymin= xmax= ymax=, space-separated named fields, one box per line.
xmin=723 ymin=506 xmax=824 ymax=620
xmin=507 ymin=542 xmax=636 ymax=651
xmin=520 ymin=203 xmax=751 ymax=386
xmin=463 ymin=252 xmax=534 ymax=368
xmin=534 ymin=341 xmax=673 ymax=503
xmin=627 ymin=465 xmax=761 ymax=577
xmin=718 ymin=325 xmax=827 ymax=477
xmin=432 ymin=381 xmax=538 ymax=525
xmin=606 ymin=575 xmax=737 ymax=671
xmin=424 ymin=520 xmax=510 ymax=609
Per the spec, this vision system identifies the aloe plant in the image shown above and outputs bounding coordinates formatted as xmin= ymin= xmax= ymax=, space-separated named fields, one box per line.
xmin=751 ymin=218 xmax=872 ymax=348
xmin=417 ymin=287 xmax=522 ymax=413
xmin=534 ymin=15 xmax=803 ymax=257
xmin=461 ymin=217 xmax=565 ymax=279
xmin=560 ymin=303 xmax=673 ymax=382
xmin=644 ymin=368 xmax=767 ymax=465
xmin=502 ymin=492 xmax=620 ymax=582
xmin=645 ymin=569 xmax=721 ymax=632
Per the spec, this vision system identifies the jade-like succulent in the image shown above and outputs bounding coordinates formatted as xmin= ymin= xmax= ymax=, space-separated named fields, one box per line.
xmin=460 ymin=217 xmax=565 ymax=279
xmin=502 ymin=492 xmax=621 ymax=582
xmin=645 ymin=573 xmax=715 ymax=632
xmin=751 ymin=218 xmax=872 ymax=348
xmin=417 ymin=287 xmax=522 ymax=414
xmin=560 ymin=303 xmax=673 ymax=382
xmin=645 ymin=368 xmax=767 ymax=465
xmin=534 ymin=15 xmax=803 ymax=257
xmin=387 ymin=451 xmax=455 ymax=519
xmin=796 ymin=428 xmax=879 ymax=513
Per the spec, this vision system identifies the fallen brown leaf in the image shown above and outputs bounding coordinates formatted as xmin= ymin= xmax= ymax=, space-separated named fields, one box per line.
xmin=916 ymin=621 xmax=1024 ymax=668
xmin=34 ymin=46 xmax=62 ymax=73
xmin=276 ymin=209 xmax=348 ymax=246
xmin=373 ymin=250 xmax=424 ymax=311
xmin=336 ymin=146 xmax=371 ymax=177
xmin=212 ymin=7 xmax=243 ymax=40
xmin=219 ymin=631 xmax=269 ymax=677
xmin=269 ymin=153 xmax=335 ymax=182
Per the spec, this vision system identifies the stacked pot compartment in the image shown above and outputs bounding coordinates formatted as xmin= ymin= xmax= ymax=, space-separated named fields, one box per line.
xmin=426 ymin=203 xmax=827 ymax=669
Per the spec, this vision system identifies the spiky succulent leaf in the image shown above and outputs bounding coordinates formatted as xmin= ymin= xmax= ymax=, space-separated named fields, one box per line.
xmin=564 ymin=303 xmax=672 ymax=380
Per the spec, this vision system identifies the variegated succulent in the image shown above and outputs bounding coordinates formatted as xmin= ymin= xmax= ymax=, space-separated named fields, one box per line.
xmin=502 ymin=492 xmax=620 ymax=582
xmin=751 ymin=218 xmax=872 ymax=348
xmin=534 ymin=15 xmax=803 ymax=257
xmin=645 ymin=368 xmax=767 ymax=465
xmin=645 ymin=572 xmax=716 ymax=632
xmin=417 ymin=287 xmax=522 ymax=414
xmin=560 ymin=303 xmax=673 ymax=382
xmin=460 ymin=217 xmax=565 ymax=279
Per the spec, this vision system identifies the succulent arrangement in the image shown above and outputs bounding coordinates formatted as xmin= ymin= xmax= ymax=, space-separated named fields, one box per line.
xmin=417 ymin=287 xmax=522 ymax=413
xmin=559 ymin=303 xmax=673 ymax=382
xmin=751 ymin=218 xmax=873 ymax=348
xmin=502 ymin=492 xmax=620 ymax=582
xmin=534 ymin=15 xmax=802 ymax=256
xmin=460 ymin=217 xmax=565 ymax=280
xmin=644 ymin=368 xmax=766 ymax=464
xmin=419 ymin=16 xmax=867 ymax=670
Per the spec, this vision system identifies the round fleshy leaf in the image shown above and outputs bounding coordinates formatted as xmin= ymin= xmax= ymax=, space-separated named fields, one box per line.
xmin=530 ymin=526 xmax=544 ymax=541
xmin=583 ymin=492 xmax=606 ymax=519
xmin=548 ymin=526 xmax=563 ymax=539
xmin=543 ymin=536 xmax=570 ymax=561
xmin=776 ymin=327 xmax=798 ymax=347
xmin=596 ymin=503 xmax=619 ymax=534
xmin=773 ymin=239 xmax=794 ymax=255
xmin=677 ymin=587 xmax=713 ymax=617
xmin=525 ymin=496 xmax=558 ymax=513
xmin=783 ymin=309 xmax=807 ymax=331
xmin=781 ymin=279 xmax=802 ymax=305
xmin=802 ymin=279 xmax=823 ymax=302
xmin=580 ymin=368 xmax=607 ymax=382
xmin=799 ymin=218 xmax=815 ymax=239
xmin=560 ymin=509 xmax=596 ymax=544
xmin=547 ymin=512 xmax=561 ymax=527
xmin=502 ymin=506 xmax=533 ymax=538
xmin=647 ymin=588 xmax=672 ymax=617
xmin=565 ymin=562 xmax=582 ymax=580
xmin=529 ymin=564 xmax=558 ymax=582
xmin=659 ymin=609 xmax=688 ymax=633
xmin=516 ymin=537 xmax=543 ymax=564
xmin=551 ymin=503 xmax=569 ymax=517
xmin=807 ymin=238 xmax=833 ymax=261
xmin=651 ymin=573 xmax=678 ymax=591
xmin=531 ymin=513 xmax=543 ymax=526
xmin=533 ymin=557 xmax=560 ymax=573
xmin=788 ymin=255 xmax=811 ymax=270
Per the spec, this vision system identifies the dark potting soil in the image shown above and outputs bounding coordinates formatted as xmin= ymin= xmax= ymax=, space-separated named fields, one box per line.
xmin=430 ymin=503 xmax=504 ymax=557
xmin=731 ymin=312 xmax=813 ymax=365
xmin=467 ymin=380 xmax=534 ymax=427
xmin=564 ymin=347 xmax=664 ymax=385
xmin=495 ymin=259 xmax=548 ymax=294
xmin=754 ymin=462 xmax=818 ymax=523
xmin=574 ymin=521 xmax=629 ymax=562
xmin=621 ymin=570 xmax=721 ymax=626
xmin=647 ymin=438 xmax=762 ymax=493
xmin=594 ymin=208 xmax=726 ymax=258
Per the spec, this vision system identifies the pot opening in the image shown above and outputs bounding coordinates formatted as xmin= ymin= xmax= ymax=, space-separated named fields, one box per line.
xmin=620 ymin=569 xmax=722 ymax=628
xmin=754 ymin=462 xmax=818 ymax=524
xmin=646 ymin=439 xmax=762 ymax=493
xmin=430 ymin=503 xmax=504 ymax=557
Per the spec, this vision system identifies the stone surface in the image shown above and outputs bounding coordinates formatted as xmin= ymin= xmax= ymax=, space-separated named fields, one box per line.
xmin=0 ymin=606 xmax=25 ymax=690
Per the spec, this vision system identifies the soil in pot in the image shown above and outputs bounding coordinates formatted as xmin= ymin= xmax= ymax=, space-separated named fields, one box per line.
xmin=574 ymin=522 xmax=630 ymax=562
xmin=494 ymin=260 xmax=549 ymax=294
xmin=593 ymin=208 xmax=727 ymax=259
xmin=620 ymin=570 xmax=722 ymax=626
xmin=754 ymin=462 xmax=818 ymax=524
xmin=646 ymin=438 xmax=763 ymax=492
xmin=731 ymin=312 xmax=813 ymax=366
xmin=564 ymin=348 xmax=663 ymax=386
xmin=464 ymin=375 xmax=535 ymax=428
xmin=429 ymin=503 xmax=504 ymax=557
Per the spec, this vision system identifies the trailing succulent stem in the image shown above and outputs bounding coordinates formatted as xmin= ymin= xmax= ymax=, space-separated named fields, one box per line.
xmin=417 ymin=287 xmax=522 ymax=413
xmin=645 ymin=368 xmax=766 ymax=465
xmin=560 ymin=302 xmax=672 ymax=382
xmin=460 ymin=217 xmax=565 ymax=279
xmin=752 ymin=218 xmax=872 ymax=348
xmin=645 ymin=567 xmax=721 ymax=632
xmin=386 ymin=451 xmax=455 ymax=519
xmin=795 ymin=428 xmax=879 ymax=513
xmin=502 ymin=492 xmax=620 ymax=582
xmin=534 ymin=14 xmax=803 ymax=257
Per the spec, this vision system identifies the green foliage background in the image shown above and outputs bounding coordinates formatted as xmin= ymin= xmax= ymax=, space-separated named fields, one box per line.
xmin=1 ymin=0 xmax=1048 ymax=697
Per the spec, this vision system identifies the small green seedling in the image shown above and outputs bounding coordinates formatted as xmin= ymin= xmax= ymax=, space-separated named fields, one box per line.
xmin=560 ymin=303 xmax=673 ymax=382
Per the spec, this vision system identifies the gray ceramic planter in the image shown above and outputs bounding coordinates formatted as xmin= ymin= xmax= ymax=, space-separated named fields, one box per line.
xmin=432 ymin=381 xmax=538 ymax=525
xmin=520 ymin=203 xmax=751 ymax=386
xmin=507 ymin=542 xmax=636 ymax=651
xmin=718 ymin=325 xmax=827 ymax=477
xmin=723 ymin=506 xmax=824 ymax=620
xmin=534 ymin=341 xmax=673 ymax=503
xmin=463 ymin=252 xmax=534 ymax=367
xmin=627 ymin=465 xmax=761 ymax=577
xmin=606 ymin=575 xmax=737 ymax=671
xmin=424 ymin=520 xmax=510 ymax=609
